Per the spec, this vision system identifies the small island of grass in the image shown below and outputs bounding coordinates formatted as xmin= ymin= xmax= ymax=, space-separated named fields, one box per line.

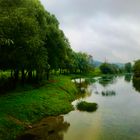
xmin=76 ymin=101 xmax=98 ymax=112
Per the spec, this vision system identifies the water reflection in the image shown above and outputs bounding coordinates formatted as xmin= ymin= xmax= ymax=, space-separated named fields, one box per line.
xmin=76 ymin=90 xmax=92 ymax=99
xmin=64 ymin=76 xmax=140 ymax=140
xmin=101 ymin=90 xmax=116 ymax=96
xmin=124 ymin=74 xmax=132 ymax=82
xmin=17 ymin=116 xmax=70 ymax=140
xmin=73 ymin=78 xmax=93 ymax=98
xmin=74 ymin=78 xmax=95 ymax=90
xmin=132 ymin=77 xmax=140 ymax=92
xmin=93 ymin=89 xmax=116 ymax=97
xmin=99 ymin=76 xmax=116 ymax=87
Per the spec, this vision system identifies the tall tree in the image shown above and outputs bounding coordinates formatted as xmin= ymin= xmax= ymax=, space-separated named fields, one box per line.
xmin=0 ymin=0 xmax=48 ymax=81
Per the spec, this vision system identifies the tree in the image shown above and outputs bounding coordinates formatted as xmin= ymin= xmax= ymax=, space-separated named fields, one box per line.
xmin=67 ymin=52 xmax=93 ymax=74
xmin=0 ymin=0 xmax=95 ymax=86
xmin=43 ymin=12 xmax=74 ymax=77
xmin=99 ymin=62 xmax=119 ymax=74
xmin=133 ymin=60 xmax=140 ymax=78
xmin=0 ymin=0 xmax=48 ymax=81
xmin=125 ymin=62 xmax=132 ymax=73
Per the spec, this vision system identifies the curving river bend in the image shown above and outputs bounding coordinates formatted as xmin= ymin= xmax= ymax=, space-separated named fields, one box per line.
xmin=19 ymin=75 xmax=140 ymax=140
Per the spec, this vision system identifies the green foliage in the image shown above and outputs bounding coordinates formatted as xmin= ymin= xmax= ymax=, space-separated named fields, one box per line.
xmin=99 ymin=62 xmax=120 ymax=74
xmin=76 ymin=101 xmax=98 ymax=112
xmin=0 ymin=0 xmax=93 ymax=83
xmin=92 ymin=67 xmax=102 ymax=76
xmin=125 ymin=62 xmax=132 ymax=73
xmin=133 ymin=60 xmax=140 ymax=77
xmin=0 ymin=76 xmax=77 ymax=140
xmin=124 ymin=73 xmax=132 ymax=82
xmin=133 ymin=77 xmax=140 ymax=92
xmin=66 ymin=52 xmax=94 ymax=74
xmin=0 ymin=0 xmax=48 ymax=80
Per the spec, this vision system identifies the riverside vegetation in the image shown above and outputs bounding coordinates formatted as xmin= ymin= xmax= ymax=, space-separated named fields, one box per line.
xmin=0 ymin=0 xmax=140 ymax=140
xmin=76 ymin=101 xmax=98 ymax=112
xmin=0 ymin=76 xmax=78 ymax=140
xmin=0 ymin=0 xmax=95 ymax=138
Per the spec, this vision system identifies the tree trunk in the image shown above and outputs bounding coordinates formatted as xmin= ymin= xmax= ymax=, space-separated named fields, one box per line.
xmin=14 ymin=68 xmax=19 ymax=81
xmin=36 ymin=70 xmax=42 ymax=81
xmin=46 ymin=70 xmax=50 ymax=80
xmin=28 ymin=70 xmax=32 ymax=81
xmin=59 ymin=68 xmax=62 ymax=75
xmin=11 ymin=70 xmax=13 ymax=78
xmin=21 ymin=68 xmax=25 ymax=84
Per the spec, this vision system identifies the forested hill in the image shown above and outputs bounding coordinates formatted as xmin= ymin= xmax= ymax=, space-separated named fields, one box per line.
xmin=0 ymin=0 xmax=94 ymax=83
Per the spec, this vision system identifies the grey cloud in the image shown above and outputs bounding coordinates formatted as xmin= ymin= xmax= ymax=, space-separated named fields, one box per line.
xmin=41 ymin=0 xmax=140 ymax=21
xmin=40 ymin=0 xmax=140 ymax=62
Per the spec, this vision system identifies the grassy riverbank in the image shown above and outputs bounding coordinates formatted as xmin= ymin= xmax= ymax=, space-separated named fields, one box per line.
xmin=0 ymin=76 xmax=77 ymax=140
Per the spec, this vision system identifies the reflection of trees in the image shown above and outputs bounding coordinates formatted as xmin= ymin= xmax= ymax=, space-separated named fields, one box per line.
xmin=99 ymin=76 xmax=116 ymax=87
xmin=17 ymin=116 xmax=70 ymax=140
xmin=74 ymin=78 xmax=95 ymax=92
xmin=77 ymin=90 xmax=92 ymax=99
xmin=124 ymin=74 xmax=132 ymax=82
xmin=101 ymin=90 xmax=116 ymax=96
xmin=74 ymin=78 xmax=92 ymax=98
xmin=133 ymin=77 xmax=140 ymax=92
xmin=75 ymin=78 xmax=91 ymax=88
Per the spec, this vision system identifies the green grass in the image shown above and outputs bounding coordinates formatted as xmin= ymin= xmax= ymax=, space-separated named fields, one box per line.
xmin=0 ymin=75 xmax=77 ymax=140
xmin=69 ymin=68 xmax=102 ymax=79
xmin=76 ymin=101 xmax=98 ymax=112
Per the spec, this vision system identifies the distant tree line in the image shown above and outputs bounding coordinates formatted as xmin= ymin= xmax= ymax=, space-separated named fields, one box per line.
xmin=0 ymin=0 xmax=94 ymax=84
xmin=99 ymin=62 xmax=123 ymax=74
xmin=99 ymin=61 xmax=133 ymax=75
xmin=99 ymin=59 xmax=140 ymax=92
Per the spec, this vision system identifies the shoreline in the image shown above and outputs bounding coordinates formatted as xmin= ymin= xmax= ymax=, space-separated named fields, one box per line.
xmin=0 ymin=76 xmax=78 ymax=140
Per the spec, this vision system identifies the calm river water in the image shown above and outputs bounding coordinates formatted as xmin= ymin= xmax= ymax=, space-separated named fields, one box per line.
xmin=19 ymin=75 xmax=140 ymax=140
xmin=63 ymin=75 xmax=140 ymax=140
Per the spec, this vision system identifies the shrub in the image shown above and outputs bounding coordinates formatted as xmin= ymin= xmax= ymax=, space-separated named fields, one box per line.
xmin=76 ymin=101 xmax=98 ymax=112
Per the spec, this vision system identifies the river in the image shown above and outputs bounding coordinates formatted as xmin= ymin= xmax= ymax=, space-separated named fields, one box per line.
xmin=18 ymin=75 xmax=140 ymax=140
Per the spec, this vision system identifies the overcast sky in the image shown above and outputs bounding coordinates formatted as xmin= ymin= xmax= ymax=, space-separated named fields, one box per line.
xmin=40 ymin=0 xmax=140 ymax=63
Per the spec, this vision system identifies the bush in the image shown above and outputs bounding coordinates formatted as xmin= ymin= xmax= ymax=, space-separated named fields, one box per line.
xmin=76 ymin=101 xmax=98 ymax=112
